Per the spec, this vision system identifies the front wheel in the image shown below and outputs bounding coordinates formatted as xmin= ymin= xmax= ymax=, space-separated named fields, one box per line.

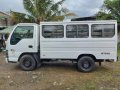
xmin=19 ymin=55 xmax=37 ymax=71
xmin=77 ymin=56 xmax=95 ymax=72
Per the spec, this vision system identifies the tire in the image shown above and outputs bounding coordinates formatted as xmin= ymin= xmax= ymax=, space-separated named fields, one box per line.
xmin=77 ymin=56 xmax=95 ymax=72
xmin=19 ymin=55 xmax=37 ymax=71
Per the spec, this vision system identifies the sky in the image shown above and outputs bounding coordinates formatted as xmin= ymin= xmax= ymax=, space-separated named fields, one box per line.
xmin=0 ymin=0 xmax=104 ymax=17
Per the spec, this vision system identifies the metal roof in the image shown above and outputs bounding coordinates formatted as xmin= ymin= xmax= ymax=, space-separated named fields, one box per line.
xmin=0 ymin=11 xmax=10 ymax=19
xmin=0 ymin=26 xmax=14 ymax=34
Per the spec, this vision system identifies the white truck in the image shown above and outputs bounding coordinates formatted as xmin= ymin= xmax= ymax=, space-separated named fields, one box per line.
xmin=5 ymin=20 xmax=118 ymax=72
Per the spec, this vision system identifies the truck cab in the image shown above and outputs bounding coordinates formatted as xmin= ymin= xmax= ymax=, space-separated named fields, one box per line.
xmin=6 ymin=23 xmax=40 ymax=65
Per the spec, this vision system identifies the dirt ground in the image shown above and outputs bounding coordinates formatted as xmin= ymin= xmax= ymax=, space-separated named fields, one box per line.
xmin=0 ymin=52 xmax=120 ymax=90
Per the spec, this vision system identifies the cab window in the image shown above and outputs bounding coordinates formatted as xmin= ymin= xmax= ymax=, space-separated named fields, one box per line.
xmin=10 ymin=26 xmax=34 ymax=45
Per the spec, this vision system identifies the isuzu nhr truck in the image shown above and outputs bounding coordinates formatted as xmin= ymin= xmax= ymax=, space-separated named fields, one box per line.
xmin=5 ymin=20 xmax=118 ymax=72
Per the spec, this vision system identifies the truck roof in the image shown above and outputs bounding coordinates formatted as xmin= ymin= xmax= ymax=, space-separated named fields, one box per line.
xmin=16 ymin=20 xmax=117 ymax=26
xmin=17 ymin=23 xmax=38 ymax=26
xmin=40 ymin=20 xmax=117 ymax=24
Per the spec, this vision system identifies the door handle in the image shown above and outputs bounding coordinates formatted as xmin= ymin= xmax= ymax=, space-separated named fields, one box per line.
xmin=28 ymin=45 xmax=33 ymax=48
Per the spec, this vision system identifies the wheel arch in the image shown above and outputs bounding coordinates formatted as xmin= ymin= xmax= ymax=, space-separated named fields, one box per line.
xmin=77 ymin=54 xmax=97 ymax=61
xmin=18 ymin=52 xmax=32 ymax=62
xmin=18 ymin=52 xmax=41 ymax=68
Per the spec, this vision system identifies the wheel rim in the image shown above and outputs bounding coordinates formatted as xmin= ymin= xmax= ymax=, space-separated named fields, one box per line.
xmin=82 ymin=61 xmax=91 ymax=69
xmin=23 ymin=59 xmax=32 ymax=68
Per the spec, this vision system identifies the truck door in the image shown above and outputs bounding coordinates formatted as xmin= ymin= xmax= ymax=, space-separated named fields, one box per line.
xmin=7 ymin=25 xmax=35 ymax=62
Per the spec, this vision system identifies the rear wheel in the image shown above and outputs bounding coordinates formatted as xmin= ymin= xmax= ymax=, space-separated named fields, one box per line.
xmin=19 ymin=55 xmax=37 ymax=71
xmin=77 ymin=56 xmax=95 ymax=72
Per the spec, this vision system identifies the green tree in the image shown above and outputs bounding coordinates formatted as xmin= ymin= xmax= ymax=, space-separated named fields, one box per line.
xmin=23 ymin=0 xmax=66 ymax=23
xmin=97 ymin=0 xmax=120 ymax=22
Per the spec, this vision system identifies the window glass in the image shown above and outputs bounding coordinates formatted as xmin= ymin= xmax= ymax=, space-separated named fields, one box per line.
xmin=77 ymin=25 xmax=89 ymax=38
xmin=66 ymin=25 xmax=77 ymax=38
xmin=42 ymin=25 xmax=64 ymax=38
xmin=10 ymin=26 xmax=34 ymax=45
xmin=91 ymin=24 xmax=115 ymax=38
xmin=66 ymin=24 xmax=89 ymax=38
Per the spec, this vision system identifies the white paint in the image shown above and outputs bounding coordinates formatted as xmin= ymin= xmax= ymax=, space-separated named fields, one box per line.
xmin=6 ymin=20 xmax=117 ymax=62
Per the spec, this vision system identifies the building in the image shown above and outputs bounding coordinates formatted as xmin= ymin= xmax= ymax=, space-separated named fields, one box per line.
xmin=0 ymin=11 xmax=12 ymax=30
xmin=71 ymin=16 xmax=96 ymax=21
